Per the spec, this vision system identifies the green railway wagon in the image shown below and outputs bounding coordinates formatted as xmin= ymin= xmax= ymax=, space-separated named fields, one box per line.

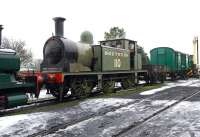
xmin=188 ymin=55 xmax=193 ymax=68
xmin=185 ymin=54 xmax=189 ymax=69
xmin=150 ymin=47 xmax=194 ymax=80
xmin=180 ymin=53 xmax=186 ymax=70
xmin=175 ymin=51 xmax=181 ymax=71
xmin=150 ymin=47 xmax=177 ymax=72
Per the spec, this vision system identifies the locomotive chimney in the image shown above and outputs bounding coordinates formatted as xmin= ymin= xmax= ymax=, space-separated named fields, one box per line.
xmin=53 ymin=17 xmax=66 ymax=37
xmin=0 ymin=25 xmax=3 ymax=48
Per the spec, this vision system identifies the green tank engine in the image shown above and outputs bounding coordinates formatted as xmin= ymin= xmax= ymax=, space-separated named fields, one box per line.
xmin=41 ymin=17 xmax=148 ymax=100
xmin=0 ymin=26 xmax=38 ymax=109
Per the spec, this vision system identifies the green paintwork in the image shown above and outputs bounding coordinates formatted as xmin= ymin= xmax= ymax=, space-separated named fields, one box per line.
xmin=150 ymin=47 xmax=176 ymax=72
xmin=185 ymin=54 xmax=189 ymax=69
xmin=0 ymin=50 xmax=35 ymax=108
xmin=0 ymin=82 xmax=35 ymax=91
xmin=0 ymin=73 xmax=35 ymax=94
xmin=80 ymin=31 xmax=93 ymax=44
xmin=0 ymin=73 xmax=11 ymax=83
xmin=93 ymin=45 xmax=102 ymax=71
xmin=176 ymin=52 xmax=182 ymax=71
xmin=102 ymin=47 xmax=130 ymax=71
xmin=93 ymin=45 xmax=130 ymax=71
xmin=0 ymin=52 xmax=20 ymax=72
xmin=7 ymin=92 xmax=28 ymax=107
xmin=188 ymin=55 xmax=193 ymax=68
xmin=181 ymin=53 xmax=186 ymax=70
xmin=0 ymin=80 xmax=34 ymax=107
xmin=134 ymin=53 xmax=142 ymax=70
xmin=150 ymin=47 xmax=193 ymax=72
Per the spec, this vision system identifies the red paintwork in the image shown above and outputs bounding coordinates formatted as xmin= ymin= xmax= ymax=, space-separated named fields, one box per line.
xmin=18 ymin=71 xmax=44 ymax=98
xmin=17 ymin=71 xmax=64 ymax=97
xmin=47 ymin=73 xmax=64 ymax=84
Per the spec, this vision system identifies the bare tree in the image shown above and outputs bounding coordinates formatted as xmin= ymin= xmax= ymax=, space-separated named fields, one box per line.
xmin=33 ymin=59 xmax=43 ymax=71
xmin=1 ymin=37 xmax=33 ymax=66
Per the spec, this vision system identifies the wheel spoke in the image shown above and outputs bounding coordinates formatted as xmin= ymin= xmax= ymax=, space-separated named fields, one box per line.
xmin=50 ymin=87 xmax=69 ymax=98
xmin=102 ymin=80 xmax=115 ymax=93
xmin=71 ymin=79 xmax=93 ymax=99
xmin=121 ymin=79 xmax=132 ymax=89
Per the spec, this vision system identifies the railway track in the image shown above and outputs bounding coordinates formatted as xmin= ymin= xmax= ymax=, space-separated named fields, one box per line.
xmin=0 ymin=95 xmax=73 ymax=116
xmin=0 ymin=98 xmax=55 ymax=116
xmin=1 ymin=80 xmax=199 ymax=137
xmin=0 ymin=82 xmax=151 ymax=116
xmin=27 ymin=80 xmax=200 ymax=137
xmin=29 ymin=99 xmax=138 ymax=137
xmin=0 ymin=83 xmax=147 ymax=116
xmin=114 ymin=88 xmax=200 ymax=136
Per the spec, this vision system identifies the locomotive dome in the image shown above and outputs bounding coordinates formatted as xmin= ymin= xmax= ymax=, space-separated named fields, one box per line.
xmin=80 ymin=31 xmax=94 ymax=44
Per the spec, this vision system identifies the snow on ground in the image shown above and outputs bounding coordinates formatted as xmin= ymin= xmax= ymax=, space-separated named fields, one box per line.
xmin=80 ymin=98 xmax=134 ymax=113
xmin=0 ymin=98 xmax=135 ymax=137
xmin=0 ymin=112 xmax=59 ymax=136
xmin=27 ymin=89 xmax=54 ymax=102
xmin=140 ymin=79 xmax=200 ymax=96
xmin=151 ymin=100 xmax=177 ymax=107
xmin=48 ymin=89 xmax=200 ymax=137
xmin=1 ymin=78 xmax=200 ymax=136
xmin=140 ymin=86 xmax=173 ymax=96
xmin=45 ymin=99 xmax=177 ymax=137
xmin=188 ymin=82 xmax=200 ymax=87
xmin=0 ymin=114 xmax=28 ymax=130
xmin=139 ymin=80 xmax=146 ymax=84
xmin=121 ymin=99 xmax=200 ymax=137
xmin=39 ymin=89 xmax=53 ymax=98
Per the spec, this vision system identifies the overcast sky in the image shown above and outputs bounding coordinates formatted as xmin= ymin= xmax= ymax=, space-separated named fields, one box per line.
xmin=1 ymin=0 xmax=200 ymax=59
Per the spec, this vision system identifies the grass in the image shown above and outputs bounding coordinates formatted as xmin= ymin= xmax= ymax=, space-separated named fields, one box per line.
xmin=97 ymin=84 xmax=162 ymax=98
xmin=8 ymin=84 xmax=163 ymax=115
xmin=9 ymin=99 xmax=81 ymax=116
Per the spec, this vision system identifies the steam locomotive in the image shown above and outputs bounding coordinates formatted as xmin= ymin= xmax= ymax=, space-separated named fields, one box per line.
xmin=41 ymin=17 xmax=148 ymax=100
xmin=0 ymin=25 xmax=40 ymax=109
xmin=0 ymin=17 xmax=195 ymax=108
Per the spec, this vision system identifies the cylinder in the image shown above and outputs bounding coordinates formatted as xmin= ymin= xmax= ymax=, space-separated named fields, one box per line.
xmin=0 ymin=25 xmax=3 ymax=47
xmin=7 ymin=93 xmax=28 ymax=108
xmin=53 ymin=17 xmax=65 ymax=37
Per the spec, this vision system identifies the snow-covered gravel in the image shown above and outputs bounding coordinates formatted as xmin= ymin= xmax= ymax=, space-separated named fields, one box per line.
xmin=140 ymin=79 xmax=199 ymax=95
xmin=45 ymin=99 xmax=177 ymax=137
xmin=0 ymin=112 xmax=58 ymax=136
xmin=120 ymin=98 xmax=200 ymax=137
xmin=0 ymin=98 xmax=135 ymax=137
xmin=0 ymin=79 xmax=200 ymax=137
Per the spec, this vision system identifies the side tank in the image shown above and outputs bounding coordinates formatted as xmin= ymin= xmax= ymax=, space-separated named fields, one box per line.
xmin=0 ymin=49 xmax=20 ymax=72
